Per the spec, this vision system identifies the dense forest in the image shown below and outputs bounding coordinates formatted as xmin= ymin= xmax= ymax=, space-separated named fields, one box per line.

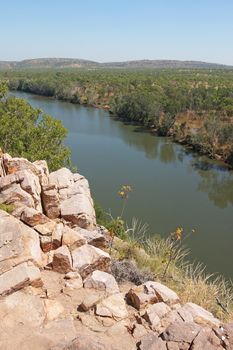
xmin=1 ymin=68 xmax=233 ymax=166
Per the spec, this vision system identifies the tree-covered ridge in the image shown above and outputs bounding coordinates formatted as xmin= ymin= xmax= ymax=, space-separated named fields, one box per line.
xmin=1 ymin=68 xmax=233 ymax=166
xmin=0 ymin=82 xmax=70 ymax=171
xmin=0 ymin=58 xmax=231 ymax=70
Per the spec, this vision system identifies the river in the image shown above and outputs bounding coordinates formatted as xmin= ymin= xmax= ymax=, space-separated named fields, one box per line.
xmin=13 ymin=91 xmax=233 ymax=279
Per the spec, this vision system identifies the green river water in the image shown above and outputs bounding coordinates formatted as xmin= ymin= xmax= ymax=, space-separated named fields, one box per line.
xmin=14 ymin=91 xmax=233 ymax=279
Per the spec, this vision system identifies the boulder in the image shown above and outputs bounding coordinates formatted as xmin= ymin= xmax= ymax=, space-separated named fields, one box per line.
xmin=0 ymin=262 xmax=42 ymax=296
xmin=64 ymin=270 xmax=83 ymax=290
xmin=180 ymin=302 xmax=220 ymax=327
xmin=143 ymin=281 xmax=179 ymax=305
xmin=161 ymin=320 xmax=201 ymax=344
xmin=49 ymin=168 xmax=96 ymax=229
xmin=222 ymin=323 xmax=233 ymax=348
xmin=52 ymin=222 xmax=63 ymax=249
xmin=0 ymin=210 xmax=43 ymax=273
xmin=0 ymin=171 xmax=24 ymax=191
xmin=60 ymin=194 xmax=95 ymax=229
xmin=139 ymin=334 xmax=167 ymax=350
xmin=19 ymin=169 xmax=42 ymax=211
xmin=21 ymin=207 xmax=49 ymax=227
xmin=41 ymin=183 xmax=60 ymax=219
xmin=96 ymin=293 xmax=128 ymax=320
xmin=40 ymin=235 xmax=53 ymax=253
xmin=72 ymin=244 xmax=111 ymax=278
xmin=34 ymin=221 xmax=63 ymax=250
xmin=74 ymin=227 xmax=107 ymax=248
xmin=0 ymin=290 xmax=45 ymax=328
xmin=34 ymin=220 xmax=57 ymax=236
xmin=159 ymin=309 xmax=184 ymax=331
xmin=0 ymin=183 xmax=34 ymax=212
xmin=145 ymin=302 xmax=171 ymax=319
xmin=64 ymin=271 xmax=81 ymax=280
xmin=62 ymin=225 xmax=87 ymax=250
xmin=79 ymin=291 xmax=105 ymax=312
xmin=166 ymin=342 xmax=181 ymax=350
xmin=33 ymin=159 xmax=49 ymax=186
xmin=49 ymin=168 xmax=74 ymax=190
xmin=126 ymin=285 xmax=158 ymax=310
xmin=132 ymin=324 xmax=148 ymax=340
xmin=3 ymin=153 xmax=48 ymax=185
xmin=190 ymin=327 xmax=224 ymax=350
xmin=64 ymin=277 xmax=83 ymax=290
xmin=143 ymin=302 xmax=171 ymax=329
xmin=84 ymin=270 xmax=119 ymax=294
xmin=105 ymin=320 xmax=136 ymax=349
xmin=52 ymin=245 xmax=72 ymax=274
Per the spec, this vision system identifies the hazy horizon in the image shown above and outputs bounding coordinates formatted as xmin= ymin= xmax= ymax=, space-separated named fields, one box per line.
xmin=0 ymin=57 xmax=231 ymax=66
xmin=1 ymin=0 xmax=233 ymax=65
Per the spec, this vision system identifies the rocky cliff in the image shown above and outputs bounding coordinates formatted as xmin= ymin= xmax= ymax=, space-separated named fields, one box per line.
xmin=0 ymin=152 xmax=232 ymax=349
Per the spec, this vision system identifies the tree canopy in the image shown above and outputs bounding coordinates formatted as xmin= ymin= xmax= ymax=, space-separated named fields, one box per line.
xmin=0 ymin=83 xmax=71 ymax=171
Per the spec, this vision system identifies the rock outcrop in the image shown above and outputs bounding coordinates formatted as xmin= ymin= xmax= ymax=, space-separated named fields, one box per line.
xmin=0 ymin=152 xmax=232 ymax=350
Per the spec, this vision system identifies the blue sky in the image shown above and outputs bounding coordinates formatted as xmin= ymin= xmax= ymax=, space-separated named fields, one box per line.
xmin=1 ymin=0 xmax=233 ymax=64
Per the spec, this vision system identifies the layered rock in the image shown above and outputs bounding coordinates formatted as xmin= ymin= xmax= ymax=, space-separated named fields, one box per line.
xmin=0 ymin=152 xmax=96 ymax=231
xmin=0 ymin=210 xmax=43 ymax=274
xmin=49 ymin=167 xmax=96 ymax=229
xmin=0 ymin=152 xmax=232 ymax=350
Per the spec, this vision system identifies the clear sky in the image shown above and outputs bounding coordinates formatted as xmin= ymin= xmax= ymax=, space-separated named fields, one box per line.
xmin=1 ymin=0 xmax=233 ymax=64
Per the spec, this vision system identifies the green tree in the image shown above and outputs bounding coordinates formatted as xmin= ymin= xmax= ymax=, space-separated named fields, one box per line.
xmin=0 ymin=83 xmax=71 ymax=171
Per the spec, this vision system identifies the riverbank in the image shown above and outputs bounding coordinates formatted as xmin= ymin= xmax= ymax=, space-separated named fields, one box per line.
xmin=11 ymin=87 xmax=233 ymax=169
xmin=0 ymin=151 xmax=232 ymax=325
xmin=95 ymin=202 xmax=233 ymax=322
xmin=10 ymin=90 xmax=233 ymax=279
xmin=0 ymin=151 xmax=233 ymax=350
xmin=1 ymin=67 xmax=232 ymax=168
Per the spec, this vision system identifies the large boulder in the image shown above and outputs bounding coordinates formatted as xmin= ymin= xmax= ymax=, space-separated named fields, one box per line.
xmin=19 ymin=169 xmax=42 ymax=211
xmin=161 ymin=320 xmax=201 ymax=344
xmin=49 ymin=168 xmax=96 ymax=230
xmin=41 ymin=183 xmax=60 ymax=219
xmin=95 ymin=293 xmax=128 ymax=320
xmin=60 ymin=194 xmax=95 ymax=229
xmin=0 ymin=210 xmax=43 ymax=274
xmin=143 ymin=302 xmax=171 ymax=330
xmin=72 ymin=244 xmax=111 ymax=278
xmin=21 ymin=207 xmax=50 ymax=227
xmin=0 ymin=183 xmax=34 ymax=214
xmin=179 ymin=303 xmax=221 ymax=327
xmin=139 ymin=334 xmax=167 ymax=350
xmin=52 ymin=245 xmax=72 ymax=274
xmin=143 ymin=281 xmax=179 ymax=305
xmin=2 ymin=153 xmax=49 ymax=186
xmin=74 ymin=227 xmax=107 ymax=248
xmin=62 ymin=225 xmax=87 ymax=250
xmin=84 ymin=270 xmax=119 ymax=294
xmin=0 ymin=154 xmax=97 ymax=234
xmin=126 ymin=285 xmax=158 ymax=310
xmin=190 ymin=327 xmax=225 ymax=350
xmin=0 ymin=262 xmax=42 ymax=296
xmin=0 ymin=290 xmax=45 ymax=329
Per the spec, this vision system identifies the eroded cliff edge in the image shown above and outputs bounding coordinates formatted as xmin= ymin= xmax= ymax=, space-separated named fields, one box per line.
xmin=0 ymin=152 xmax=232 ymax=350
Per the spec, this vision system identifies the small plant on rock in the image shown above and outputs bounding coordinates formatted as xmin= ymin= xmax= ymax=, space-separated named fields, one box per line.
xmin=108 ymin=184 xmax=132 ymax=254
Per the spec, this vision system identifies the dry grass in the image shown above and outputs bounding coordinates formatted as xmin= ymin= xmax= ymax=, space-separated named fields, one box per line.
xmin=111 ymin=218 xmax=233 ymax=322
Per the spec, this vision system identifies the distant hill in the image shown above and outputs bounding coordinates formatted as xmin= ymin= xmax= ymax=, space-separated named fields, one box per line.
xmin=0 ymin=58 xmax=231 ymax=69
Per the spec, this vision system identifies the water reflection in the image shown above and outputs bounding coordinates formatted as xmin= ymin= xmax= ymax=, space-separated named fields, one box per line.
xmin=192 ymin=160 xmax=233 ymax=208
xmin=159 ymin=142 xmax=177 ymax=164
xmin=12 ymin=91 xmax=233 ymax=278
